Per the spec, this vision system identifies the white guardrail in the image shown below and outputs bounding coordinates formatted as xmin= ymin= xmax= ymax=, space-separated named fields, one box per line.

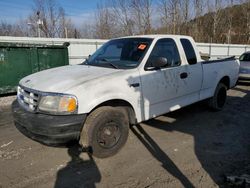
xmin=1 ymin=36 xmax=250 ymax=65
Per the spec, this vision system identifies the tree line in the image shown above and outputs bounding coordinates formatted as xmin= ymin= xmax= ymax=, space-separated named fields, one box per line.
xmin=1 ymin=0 xmax=250 ymax=44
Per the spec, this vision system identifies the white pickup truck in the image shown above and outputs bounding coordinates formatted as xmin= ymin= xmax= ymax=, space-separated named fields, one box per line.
xmin=12 ymin=35 xmax=239 ymax=158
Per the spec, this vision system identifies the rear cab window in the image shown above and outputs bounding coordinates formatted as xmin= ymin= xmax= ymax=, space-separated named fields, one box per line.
xmin=180 ymin=38 xmax=197 ymax=65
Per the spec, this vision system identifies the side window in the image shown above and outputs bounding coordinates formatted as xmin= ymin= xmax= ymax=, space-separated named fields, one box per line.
xmin=146 ymin=38 xmax=181 ymax=68
xmin=180 ymin=39 xmax=197 ymax=65
xmin=240 ymin=53 xmax=250 ymax=61
xmin=239 ymin=54 xmax=245 ymax=61
xmin=246 ymin=54 xmax=250 ymax=61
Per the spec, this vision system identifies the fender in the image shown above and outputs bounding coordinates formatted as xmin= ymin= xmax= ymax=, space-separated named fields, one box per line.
xmin=81 ymin=94 xmax=143 ymax=122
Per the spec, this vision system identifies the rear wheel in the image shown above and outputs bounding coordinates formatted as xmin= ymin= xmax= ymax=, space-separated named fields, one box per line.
xmin=208 ymin=83 xmax=227 ymax=111
xmin=80 ymin=106 xmax=129 ymax=158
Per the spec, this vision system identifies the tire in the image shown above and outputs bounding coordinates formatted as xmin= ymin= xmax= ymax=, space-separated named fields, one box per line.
xmin=208 ymin=83 xmax=227 ymax=111
xmin=80 ymin=106 xmax=129 ymax=158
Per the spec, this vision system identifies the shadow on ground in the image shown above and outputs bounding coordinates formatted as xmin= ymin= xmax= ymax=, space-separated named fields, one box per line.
xmin=131 ymin=84 xmax=250 ymax=187
xmin=54 ymin=144 xmax=101 ymax=188
xmin=131 ymin=124 xmax=195 ymax=187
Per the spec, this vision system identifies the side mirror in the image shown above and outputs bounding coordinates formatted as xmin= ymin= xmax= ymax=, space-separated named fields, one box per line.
xmin=145 ymin=57 xmax=169 ymax=70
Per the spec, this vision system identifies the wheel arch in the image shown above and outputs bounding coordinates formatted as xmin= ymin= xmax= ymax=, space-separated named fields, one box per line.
xmin=219 ymin=76 xmax=230 ymax=89
xmin=90 ymin=99 xmax=137 ymax=125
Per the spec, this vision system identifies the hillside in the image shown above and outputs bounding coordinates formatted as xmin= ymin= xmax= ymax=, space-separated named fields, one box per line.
xmin=190 ymin=3 xmax=250 ymax=44
xmin=155 ymin=2 xmax=250 ymax=44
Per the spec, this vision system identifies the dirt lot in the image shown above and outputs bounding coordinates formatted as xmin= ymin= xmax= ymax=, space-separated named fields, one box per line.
xmin=0 ymin=84 xmax=249 ymax=188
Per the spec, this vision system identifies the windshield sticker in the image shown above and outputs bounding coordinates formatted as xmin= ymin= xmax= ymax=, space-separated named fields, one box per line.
xmin=138 ymin=44 xmax=147 ymax=50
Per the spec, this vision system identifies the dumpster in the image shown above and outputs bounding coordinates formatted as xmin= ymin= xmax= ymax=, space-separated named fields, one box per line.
xmin=0 ymin=42 xmax=69 ymax=95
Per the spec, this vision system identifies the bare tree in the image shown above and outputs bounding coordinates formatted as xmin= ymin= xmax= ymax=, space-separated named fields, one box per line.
xmin=206 ymin=0 xmax=223 ymax=42
xmin=193 ymin=0 xmax=204 ymax=41
xmin=239 ymin=0 xmax=250 ymax=43
xmin=80 ymin=23 xmax=95 ymax=39
xmin=0 ymin=22 xmax=15 ymax=36
xmin=181 ymin=0 xmax=190 ymax=35
xmin=16 ymin=19 xmax=32 ymax=37
xmin=246 ymin=0 xmax=250 ymax=43
xmin=226 ymin=0 xmax=234 ymax=43
xmin=1 ymin=0 xmax=250 ymax=44
xmin=0 ymin=21 xmax=28 ymax=37
xmin=27 ymin=0 xmax=75 ymax=38
xmin=171 ymin=0 xmax=181 ymax=34
xmin=94 ymin=2 xmax=118 ymax=39
xmin=130 ymin=0 xmax=152 ymax=35
xmin=110 ymin=0 xmax=134 ymax=36
xmin=158 ymin=0 xmax=181 ymax=34
xmin=158 ymin=0 xmax=170 ymax=33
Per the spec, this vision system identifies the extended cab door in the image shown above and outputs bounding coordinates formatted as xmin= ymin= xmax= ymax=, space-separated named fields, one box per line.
xmin=140 ymin=38 xmax=202 ymax=120
xmin=177 ymin=38 xmax=203 ymax=104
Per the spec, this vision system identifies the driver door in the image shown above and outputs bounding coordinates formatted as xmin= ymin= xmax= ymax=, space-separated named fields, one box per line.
xmin=140 ymin=38 xmax=189 ymax=120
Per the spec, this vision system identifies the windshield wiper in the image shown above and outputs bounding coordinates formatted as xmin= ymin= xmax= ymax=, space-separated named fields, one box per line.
xmin=99 ymin=59 xmax=119 ymax=69
xmin=106 ymin=62 xmax=119 ymax=69
xmin=80 ymin=58 xmax=89 ymax=65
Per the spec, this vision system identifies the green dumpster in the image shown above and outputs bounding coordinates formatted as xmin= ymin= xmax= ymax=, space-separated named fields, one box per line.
xmin=0 ymin=42 xmax=69 ymax=95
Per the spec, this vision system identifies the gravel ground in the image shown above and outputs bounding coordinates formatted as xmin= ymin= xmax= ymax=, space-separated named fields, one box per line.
xmin=0 ymin=84 xmax=249 ymax=188
xmin=0 ymin=96 xmax=16 ymax=110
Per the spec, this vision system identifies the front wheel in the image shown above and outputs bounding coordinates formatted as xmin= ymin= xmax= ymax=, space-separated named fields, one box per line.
xmin=80 ymin=106 xmax=129 ymax=158
xmin=208 ymin=83 xmax=227 ymax=111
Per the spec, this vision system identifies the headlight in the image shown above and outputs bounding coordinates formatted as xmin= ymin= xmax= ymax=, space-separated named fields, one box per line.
xmin=38 ymin=95 xmax=77 ymax=115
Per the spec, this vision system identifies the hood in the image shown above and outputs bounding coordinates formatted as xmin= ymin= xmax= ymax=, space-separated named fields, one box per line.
xmin=19 ymin=65 xmax=122 ymax=93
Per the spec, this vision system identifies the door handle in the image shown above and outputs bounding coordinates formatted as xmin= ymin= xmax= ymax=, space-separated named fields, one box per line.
xmin=130 ymin=83 xmax=140 ymax=87
xmin=180 ymin=72 xmax=188 ymax=79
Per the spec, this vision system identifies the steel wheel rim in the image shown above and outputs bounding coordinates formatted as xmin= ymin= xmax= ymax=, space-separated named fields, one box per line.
xmin=97 ymin=122 xmax=121 ymax=149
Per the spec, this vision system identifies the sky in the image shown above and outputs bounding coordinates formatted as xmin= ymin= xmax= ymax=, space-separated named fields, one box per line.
xmin=0 ymin=0 xmax=101 ymax=24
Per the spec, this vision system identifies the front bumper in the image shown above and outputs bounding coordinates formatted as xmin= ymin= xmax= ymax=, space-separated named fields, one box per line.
xmin=12 ymin=100 xmax=86 ymax=145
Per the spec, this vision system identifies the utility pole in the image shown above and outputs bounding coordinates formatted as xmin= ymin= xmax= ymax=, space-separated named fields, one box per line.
xmin=36 ymin=11 xmax=43 ymax=38
xmin=28 ymin=11 xmax=43 ymax=37
xmin=64 ymin=27 xmax=68 ymax=38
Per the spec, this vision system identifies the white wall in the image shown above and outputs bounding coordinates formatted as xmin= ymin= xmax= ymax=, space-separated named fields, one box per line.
xmin=0 ymin=36 xmax=107 ymax=65
xmin=1 ymin=36 xmax=250 ymax=64
xmin=198 ymin=43 xmax=250 ymax=60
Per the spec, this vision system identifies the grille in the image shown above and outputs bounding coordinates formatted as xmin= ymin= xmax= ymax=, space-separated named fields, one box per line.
xmin=17 ymin=86 xmax=39 ymax=112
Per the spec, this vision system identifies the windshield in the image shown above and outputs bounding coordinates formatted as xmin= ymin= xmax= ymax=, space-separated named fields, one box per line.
xmin=83 ymin=38 xmax=153 ymax=69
